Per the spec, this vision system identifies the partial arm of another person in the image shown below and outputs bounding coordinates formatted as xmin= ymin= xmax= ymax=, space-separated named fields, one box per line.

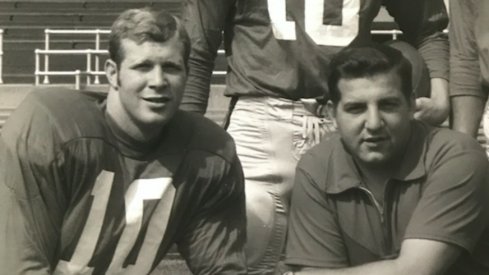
xmin=449 ymin=0 xmax=487 ymax=137
xmin=476 ymin=0 xmax=489 ymax=140
xmin=180 ymin=0 xmax=234 ymax=114
xmin=415 ymin=78 xmax=449 ymax=126
xmin=386 ymin=0 xmax=449 ymax=125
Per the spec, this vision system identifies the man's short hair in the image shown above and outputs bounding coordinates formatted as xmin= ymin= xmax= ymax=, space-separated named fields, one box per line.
xmin=328 ymin=43 xmax=413 ymax=105
xmin=108 ymin=7 xmax=190 ymax=67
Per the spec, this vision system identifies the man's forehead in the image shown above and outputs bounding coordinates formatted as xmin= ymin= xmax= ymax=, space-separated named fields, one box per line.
xmin=120 ymin=37 xmax=184 ymax=59
xmin=337 ymin=74 xmax=403 ymax=98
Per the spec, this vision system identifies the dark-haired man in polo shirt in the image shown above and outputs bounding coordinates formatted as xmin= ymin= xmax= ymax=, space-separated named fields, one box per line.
xmin=284 ymin=44 xmax=489 ymax=275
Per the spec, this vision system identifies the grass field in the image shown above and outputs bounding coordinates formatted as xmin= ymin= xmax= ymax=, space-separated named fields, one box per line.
xmin=152 ymin=259 xmax=192 ymax=275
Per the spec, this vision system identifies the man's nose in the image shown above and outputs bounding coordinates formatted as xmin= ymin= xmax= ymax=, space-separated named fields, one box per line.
xmin=148 ymin=67 xmax=167 ymax=89
xmin=365 ymin=107 xmax=383 ymax=131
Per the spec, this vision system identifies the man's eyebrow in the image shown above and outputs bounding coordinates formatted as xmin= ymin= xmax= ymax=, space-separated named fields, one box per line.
xmin=128 ymin=58 xmax=152 ymax=66
xmin=379 ymin=96 xmax=402 ymax=103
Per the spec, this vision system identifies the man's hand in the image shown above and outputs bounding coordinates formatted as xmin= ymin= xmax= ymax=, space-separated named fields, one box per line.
xmin=414 ymin=97 xmax=448 ymax=125
xmin=414 ymin=78 xmax=449 ymax=125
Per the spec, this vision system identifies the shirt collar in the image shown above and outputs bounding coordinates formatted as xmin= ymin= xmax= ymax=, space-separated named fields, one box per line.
xmin=325 ymin=121 xmax=428 ymax=194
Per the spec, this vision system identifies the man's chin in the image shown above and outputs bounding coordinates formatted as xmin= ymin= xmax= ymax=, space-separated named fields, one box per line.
xmin=357 ymin=153 xmax=391 ymax=166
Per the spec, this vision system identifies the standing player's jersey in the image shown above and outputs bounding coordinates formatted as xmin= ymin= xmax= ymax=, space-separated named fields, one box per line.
xmin=0 ymin=88 xmax=246 ymax=274
xmin=181 ymin=0 xmax=448 ymax=113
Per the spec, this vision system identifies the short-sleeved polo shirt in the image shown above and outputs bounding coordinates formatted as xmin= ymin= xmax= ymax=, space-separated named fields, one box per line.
xmin=285 ymin=121 xmax=489 ymax=274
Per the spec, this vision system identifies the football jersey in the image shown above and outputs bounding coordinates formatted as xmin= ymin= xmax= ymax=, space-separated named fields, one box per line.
xmin=181 ymin=0 xmax=449 ymax=113
xmin=0 ymin=88 xmax=246 ymax=274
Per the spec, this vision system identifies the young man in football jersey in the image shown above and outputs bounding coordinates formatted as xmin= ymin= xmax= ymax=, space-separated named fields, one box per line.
xmin=449 ymin=0 xmax=489 ymax=140
xmin=180 ymin=0 xmax=449 ymax=273
xmin=285 ymin=44 xmax=489 ymax=275
xmin=0 ymin=8 xmax=247 ymax=274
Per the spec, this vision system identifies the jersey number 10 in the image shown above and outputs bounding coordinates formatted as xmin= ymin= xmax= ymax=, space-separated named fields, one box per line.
xmin=268 ymin=0 xmax=360 ymax=46
xmin=55 ymin=171 xmax=176 ymax=274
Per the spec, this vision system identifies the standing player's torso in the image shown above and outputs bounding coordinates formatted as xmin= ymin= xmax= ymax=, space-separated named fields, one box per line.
xmin=224 ymin=0 xmax=382 ymax=99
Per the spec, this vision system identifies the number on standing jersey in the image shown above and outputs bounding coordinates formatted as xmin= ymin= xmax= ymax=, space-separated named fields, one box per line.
xmin=267 ymin=0 xmax=361 ymax=46
xmin=55 ymin=171 xmax=175 ymax=274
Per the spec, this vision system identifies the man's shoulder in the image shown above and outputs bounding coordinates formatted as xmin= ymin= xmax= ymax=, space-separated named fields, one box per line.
xmin=27 ymin=87 xmax=104 ymax=109
xmin=425 ymin=124 xmax=485 ymax=153
xmin=16 ymin=88 xmax=105 ymax=124
xmin=297 ymin=134 xmax=344 ymax=188
xmin=1 ymin=88 xmax=108 ymax=167
xmin=420 ymin=123 xmax=487 ymax=167
xmin=2 ymin=87 xmax=107 ymax=145
xmin=170 ymin=111 xmax=237 ymax=162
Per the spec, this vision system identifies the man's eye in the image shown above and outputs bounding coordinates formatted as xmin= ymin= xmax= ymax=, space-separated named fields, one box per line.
xmin=380 ymin=101 xmax=400 ymax=111
xmin=134 ymin=64 xmax=152 ymax=71
xmin=344 ymin=105 xmax=365 ymax=114
xmin=164 ymin=64 xmax=183 ymax=73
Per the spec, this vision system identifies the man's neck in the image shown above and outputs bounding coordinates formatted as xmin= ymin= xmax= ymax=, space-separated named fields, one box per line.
xmin=355 ymin=160 xmax=399 ymax=206
xmin=105 ymin=91 xmax=164 ymax=144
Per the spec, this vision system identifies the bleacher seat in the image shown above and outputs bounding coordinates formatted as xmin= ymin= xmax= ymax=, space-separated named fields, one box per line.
xmin=0 ymin=1 xmax=183 ymax=84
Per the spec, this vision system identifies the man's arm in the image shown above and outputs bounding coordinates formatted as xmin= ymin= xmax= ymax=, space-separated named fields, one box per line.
xmin=292 ymin=239 xmax=461 ymax=275
xmin=476 ymin=1 xmax=489 ymax=141
xmin=449 ymin=0 xmax=486 ymax=137
xmin=180 ymin=0 xmax=234 ymax=114
xmin=415 ymin=78 xmax=449 ymax=125
xmin=385 ymin=0 xmax=449 ymax=125
xmin=177 ymin=154 xmax=247 ymax=274
xmin=476 ymin=0 xmax=489 ymax=92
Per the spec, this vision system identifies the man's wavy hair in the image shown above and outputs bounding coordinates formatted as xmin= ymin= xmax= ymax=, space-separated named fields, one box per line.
xmin=108 ymin=7 xmax=190 ymax=69
xmin=328 ymin=43 xmax=413 ymax=105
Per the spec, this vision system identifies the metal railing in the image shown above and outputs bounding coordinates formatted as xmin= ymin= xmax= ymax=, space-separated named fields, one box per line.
xmin=38 ymin=29 xmax=110 ymax=87
xmin=35 ymin=48 xmax=107 ymax=89
xmin=34 ymin=28 xmax=443 ymax=89
xmin=35 ymin=28 xmax=228 ymax=89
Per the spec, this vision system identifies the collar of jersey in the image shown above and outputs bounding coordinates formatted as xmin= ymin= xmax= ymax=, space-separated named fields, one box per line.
xmin=102 ymin=110 xmax=177 ymax=159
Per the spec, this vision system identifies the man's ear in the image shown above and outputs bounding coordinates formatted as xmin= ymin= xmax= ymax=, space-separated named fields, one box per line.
xmin=326 ymin=100 xmax=338 ymax=128
xmin=105 ymin=59 xmax=119 ymax=90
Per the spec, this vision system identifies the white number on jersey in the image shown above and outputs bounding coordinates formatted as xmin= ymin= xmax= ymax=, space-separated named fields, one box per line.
xmin=54 ymin=171 xmax=176 ymax=274
xmin=267 ymin=0 xmax=361 ymax=46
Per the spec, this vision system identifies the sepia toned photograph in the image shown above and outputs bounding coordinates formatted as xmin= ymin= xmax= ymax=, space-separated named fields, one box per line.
xmin=0 ymin=0 xmax=488 ymax=274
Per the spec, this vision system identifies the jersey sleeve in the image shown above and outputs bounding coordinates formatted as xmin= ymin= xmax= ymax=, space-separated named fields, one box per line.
xmin=0 ymin=95 xmax=65 ymax=274
xmin=404 ymin=135 xmax=489 ymax=252
xmin=384 ymin=0 xmax=449 ymax=80
xmin=285 ymin=160 xmax=348 ymax=269
xmin=449 ymin=0 xmax=485 ymax=99
xmin=476 ymin=0 xmax=489 ymax=91
xmin=176 ymin=153 xmax=247 ymax=274
xmin=180 ymin=0 xmax=235 ymax=114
